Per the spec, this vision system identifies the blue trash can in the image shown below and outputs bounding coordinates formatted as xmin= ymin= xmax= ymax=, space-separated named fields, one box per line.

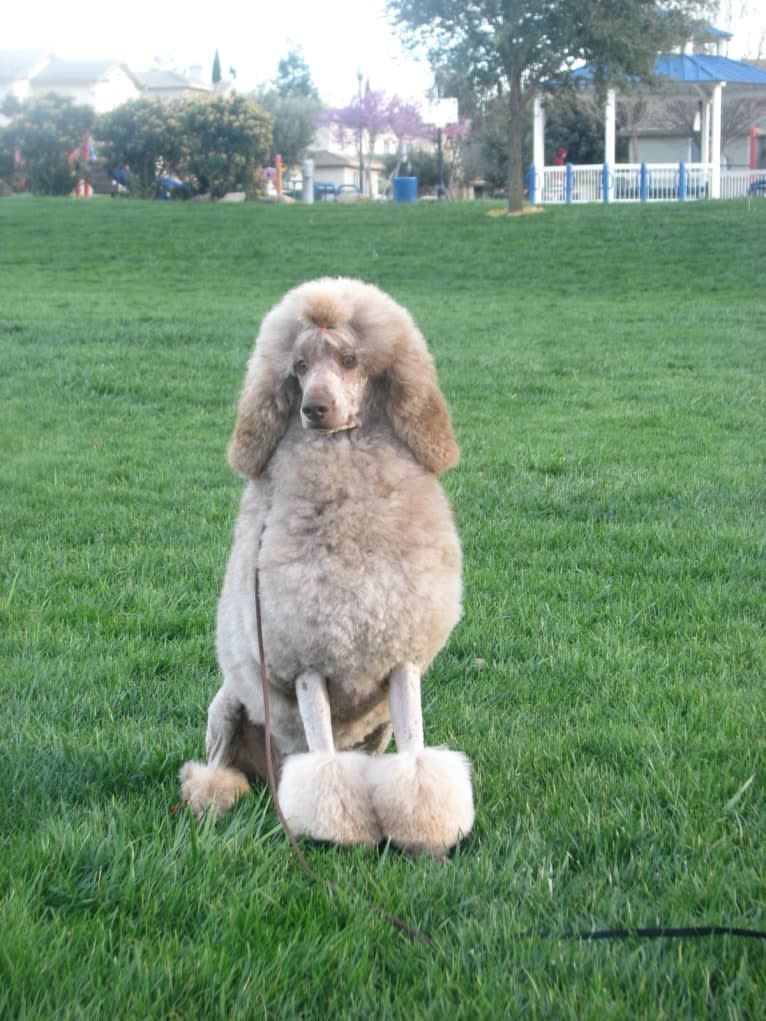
xmin=392 ymin=176 xmax=418 ymax=203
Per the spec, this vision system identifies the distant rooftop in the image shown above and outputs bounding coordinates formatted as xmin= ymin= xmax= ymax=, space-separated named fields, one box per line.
xmin=0 ymin=49 xmax=49 ymax=83
xmin=32 ymin=58 xmax=129 ymax=84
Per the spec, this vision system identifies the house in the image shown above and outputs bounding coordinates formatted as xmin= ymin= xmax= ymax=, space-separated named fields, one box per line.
xmin=0 ymin=50 xmax=51 ymax=103
xmin=0 ymin=52 xmax=231 ymax=115
xmin=310 ymin=118 xmax=436 ymax=197
xmin=303 ymin=148 xmax=386 ymax=197
xmin=135 ymin=66 xmax=234 ymax=102
xmin=27 ymin=59 xmax=142 ymax=113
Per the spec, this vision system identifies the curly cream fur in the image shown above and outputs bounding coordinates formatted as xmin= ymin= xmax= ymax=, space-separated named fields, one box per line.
xmin=181 ymin=279 xmax=473 ymax=853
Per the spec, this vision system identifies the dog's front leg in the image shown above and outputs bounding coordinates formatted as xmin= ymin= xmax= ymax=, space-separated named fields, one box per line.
xmin=388 ymin=663 xmax=424 ymax=753
xmin=295 ymin=672 xmax=334 ymax=752
xmin=367 ymin=662 xmax=475 ymax=856
xmin=276 ymin=671 xmax=382 ymax=845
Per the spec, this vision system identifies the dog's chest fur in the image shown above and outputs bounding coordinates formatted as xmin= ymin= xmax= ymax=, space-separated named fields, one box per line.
xmin=254 ymin=423 xmax=461 ymax=710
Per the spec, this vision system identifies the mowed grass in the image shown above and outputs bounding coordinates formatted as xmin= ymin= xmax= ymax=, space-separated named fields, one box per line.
xmin=1 ymin=195 xmax=764 ymax=1019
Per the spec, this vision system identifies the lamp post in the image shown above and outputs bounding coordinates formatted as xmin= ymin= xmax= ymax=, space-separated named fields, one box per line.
xmin=426 ymin=96 xmax=458 ymax=201
xmin=436 ymin=127 xmax=444 ymax=200
xmin=356 ymin=69 xmax=365 ymax=196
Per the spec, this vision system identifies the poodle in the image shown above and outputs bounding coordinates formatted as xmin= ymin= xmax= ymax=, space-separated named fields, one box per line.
xmin=180 ymin=278 xmax=474 ymax=855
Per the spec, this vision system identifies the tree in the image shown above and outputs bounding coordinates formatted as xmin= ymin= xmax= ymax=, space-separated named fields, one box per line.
xmin=544 ymin=89 xmax=611 ymax=165
xmin=97 ymin=97 xmax=185 ymax=197
xmin=324 ymin=86 xmax=396 ymax=196
xmin=98 ymin=95 xmax=272 ymax=199
xmin=212 ymin=49 xmax=222 ymax=85
xmin=386 ymin=95 xmax=428 ymax=177
xmin=274 ymin=48 xmax=319 ymax=99
xmin=1 ymin=93 xmax=94 ymax=195
xmin=257 ymin=48 xmax=322 ymax=166
xmin=178 ymin=94 xmax=272 ymax=198
xmin=388 ymin=0 xmax=714 ymax=211
xmin=257 ymin=91 xmax=321 ymax=167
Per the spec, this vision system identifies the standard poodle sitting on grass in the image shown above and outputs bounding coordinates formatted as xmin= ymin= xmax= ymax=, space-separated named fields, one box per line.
xmin=180 ymin=277 xmax=474 ymax=855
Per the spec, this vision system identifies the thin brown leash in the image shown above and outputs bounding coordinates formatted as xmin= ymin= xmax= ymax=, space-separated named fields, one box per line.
xmin=254 ymin=566 xmax=437 ymax=948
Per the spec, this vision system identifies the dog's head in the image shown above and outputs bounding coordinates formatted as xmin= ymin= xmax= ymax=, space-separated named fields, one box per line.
xmin=227 ymin=278 xmax=459 ymax=478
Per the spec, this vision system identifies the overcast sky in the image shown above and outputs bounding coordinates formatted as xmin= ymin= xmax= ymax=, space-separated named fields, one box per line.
xmin=5 ymin=2 xmax=432 ymax=104
xmin=5 ymin=2 xmax=765 ymax=106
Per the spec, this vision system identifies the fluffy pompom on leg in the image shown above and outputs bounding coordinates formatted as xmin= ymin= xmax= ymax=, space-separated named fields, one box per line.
xmin=179 ymin=761 xmax=251 ymax=818
xmin=366 ymin=748 xmax=475 ymax=856
xmin=277 ymin=751 xmax=383 ymax=846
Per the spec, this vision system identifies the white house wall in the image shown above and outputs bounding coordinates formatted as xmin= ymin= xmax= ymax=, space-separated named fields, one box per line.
xmin=631 ymin=136 xmax=693 ymax=163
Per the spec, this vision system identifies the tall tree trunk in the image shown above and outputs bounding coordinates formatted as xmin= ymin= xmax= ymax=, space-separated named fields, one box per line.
xmin=507 ymin=69 xmax=525 ymax=212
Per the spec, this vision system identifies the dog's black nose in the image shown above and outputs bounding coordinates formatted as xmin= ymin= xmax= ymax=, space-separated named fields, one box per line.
xmin=302 ymin=400 xmax=329 ymax=423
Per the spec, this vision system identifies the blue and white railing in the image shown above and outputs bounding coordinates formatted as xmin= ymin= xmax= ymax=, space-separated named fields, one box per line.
xmin=527 ymin=162 xmax=766 ymax=204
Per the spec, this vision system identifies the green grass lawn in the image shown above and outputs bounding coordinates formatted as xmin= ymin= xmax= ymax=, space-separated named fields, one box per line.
xmin=1 ymin=195 xmax=764 ymax=1019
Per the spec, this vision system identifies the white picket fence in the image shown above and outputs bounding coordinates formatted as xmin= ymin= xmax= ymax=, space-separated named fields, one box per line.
xmin=530 ymin=163 xmax=766 ymax=204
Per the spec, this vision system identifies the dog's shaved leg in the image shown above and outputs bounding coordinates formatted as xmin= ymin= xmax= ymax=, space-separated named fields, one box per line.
xmin=370 ymin=663 xmax=474 ymax=854
xmin=296 ymin=671 xmax=335 ymax=752
xmin=280 ymin=671 xmax=382 ymax=844
xmin=389 ymin=663 xmax=424 ymax=754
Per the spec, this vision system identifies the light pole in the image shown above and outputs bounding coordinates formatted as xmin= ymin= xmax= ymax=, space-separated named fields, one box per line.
xmin=437 ymin=127 xmax=445 ymax=200
xmin=357 ymin=70 xmax=365 ymax=196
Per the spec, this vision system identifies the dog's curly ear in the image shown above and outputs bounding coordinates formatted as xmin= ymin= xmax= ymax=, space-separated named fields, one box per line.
xmin=384 ymin=327 xmax=459 ymax=475
xmin=227 ymin=349 xmax=297 ymax=478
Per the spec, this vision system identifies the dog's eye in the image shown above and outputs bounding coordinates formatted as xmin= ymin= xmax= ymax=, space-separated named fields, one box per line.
xmin=294 ymin=359 xmax=308 ymax=375
xmin=341 ymin=354 xmax=357 ymax=370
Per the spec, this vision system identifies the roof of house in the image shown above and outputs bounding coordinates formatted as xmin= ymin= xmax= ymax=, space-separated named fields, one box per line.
xmin=308 ymin=149 xmax=385 ymax=170
xmin=0 ymin=49 xmax=49 ymax=83
xmin=32 ymin=58 xmax=141 ymax=88
xmin=135 ymin=69 xmax=212 ymax=92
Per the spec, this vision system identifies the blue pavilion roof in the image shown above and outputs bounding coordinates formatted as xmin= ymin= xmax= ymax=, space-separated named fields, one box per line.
xmin=572 ymin=53 xmax=766 ymax=86
xmin=655 ymin=53 xmax=766 ymax=84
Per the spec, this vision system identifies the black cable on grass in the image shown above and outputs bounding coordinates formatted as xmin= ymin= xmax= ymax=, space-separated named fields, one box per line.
xmin=517 ymin=926 xmax=766 ymax=942
xmin=254 ymin=549 xmax=764 ymax=951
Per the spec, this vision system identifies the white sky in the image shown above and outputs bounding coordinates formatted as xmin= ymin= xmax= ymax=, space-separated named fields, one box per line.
xmin=4 ymin=1 xmax=433 ymax=104
xmin=5 ymin=2 xmax=765 ymax=105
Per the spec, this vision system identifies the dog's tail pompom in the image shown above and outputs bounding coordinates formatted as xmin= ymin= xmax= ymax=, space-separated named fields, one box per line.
xmin=179 ymin=761 xmax=250 ymax=819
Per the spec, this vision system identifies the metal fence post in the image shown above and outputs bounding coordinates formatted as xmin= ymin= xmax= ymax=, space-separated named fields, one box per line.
xmin=528 ymin=163 xmax=538 ymax=205
xmin=602 ymin=162 xmax=610 ymax=203
xmin=565 ymin=163 xmax=574 ymax=203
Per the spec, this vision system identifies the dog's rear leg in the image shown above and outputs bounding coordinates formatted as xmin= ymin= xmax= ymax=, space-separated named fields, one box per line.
xmin=179 ymin=689 xmax=252 ymax=818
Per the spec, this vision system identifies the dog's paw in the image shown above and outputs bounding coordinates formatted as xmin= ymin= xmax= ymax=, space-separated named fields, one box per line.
xmin=366 ymin=748 xmax=475 ymax=856
xmin=278 ymin=751 xmax=382 ymax=846
xmin=179 ymin=761 xmax=250 ymax=818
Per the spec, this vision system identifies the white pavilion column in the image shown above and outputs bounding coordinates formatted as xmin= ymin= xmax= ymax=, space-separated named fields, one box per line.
xmin=700 ymin=96 xmax=711 ymax=165
xmin=533 ymin=92 xmax=545 ymax=170
xmin=604 ymin=88 xmax=616 ymax=165
xmin=604 ymin=87 xmax=616 ymax=201
xmin=710 ymin=81 xmax=724 ymax=198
